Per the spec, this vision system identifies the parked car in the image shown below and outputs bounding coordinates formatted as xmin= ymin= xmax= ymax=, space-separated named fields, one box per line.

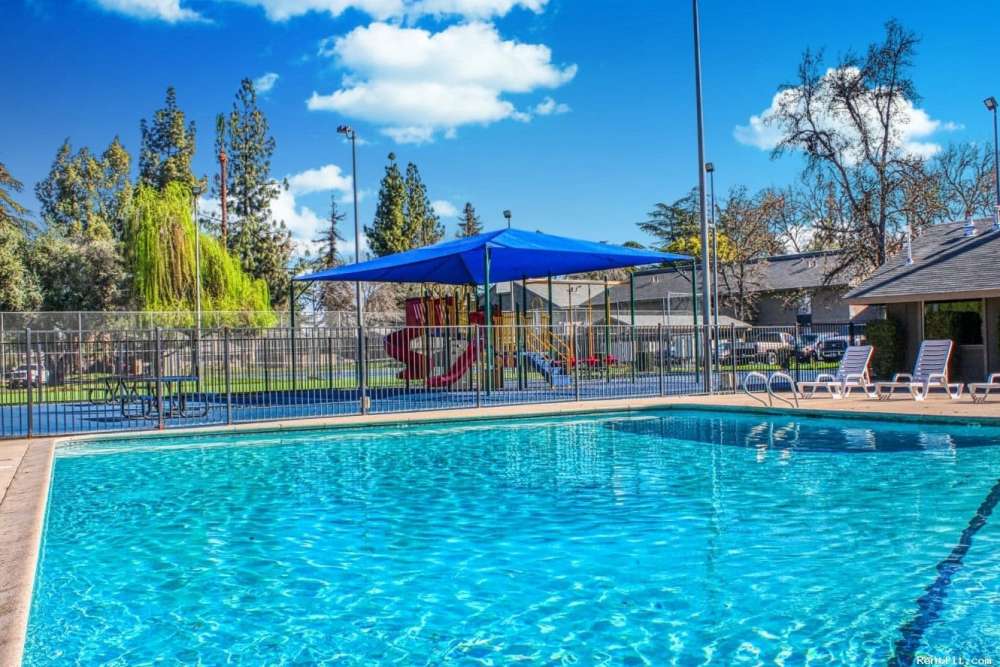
xmin=817 ymin=336 xmax=849 ymax=361
xmin=716 ymin=339 xmax=757 ymax=364
xmin=796 ymin=333 xmax=832 ymax=362
xmin=752 ymin=331 xmax=795 ymax=366
xmin=7 ymin=364 xmax=49 ymax=388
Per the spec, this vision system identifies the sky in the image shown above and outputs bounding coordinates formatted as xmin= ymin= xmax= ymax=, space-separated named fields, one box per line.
xmin=3 ymin=0 xmax=999 ymax=258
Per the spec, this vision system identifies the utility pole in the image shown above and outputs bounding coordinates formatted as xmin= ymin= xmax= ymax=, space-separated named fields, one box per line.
xmin=691 ymin=0 xmax=713 ymax=393
xmin=219 ymin=148 xmax=228 ymax=247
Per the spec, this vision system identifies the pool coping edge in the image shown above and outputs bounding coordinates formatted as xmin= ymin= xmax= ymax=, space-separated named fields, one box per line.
xmin=0 ymin=440 xmax=53 ymax=667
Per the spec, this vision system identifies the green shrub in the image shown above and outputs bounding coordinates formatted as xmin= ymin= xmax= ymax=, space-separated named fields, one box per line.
xmin=866 ymin=318 xmax=904 ymax=379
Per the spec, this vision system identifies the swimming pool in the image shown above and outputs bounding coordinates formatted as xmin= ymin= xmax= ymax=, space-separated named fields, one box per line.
xmin=25 ymin=409 xmax=1000 ymax=665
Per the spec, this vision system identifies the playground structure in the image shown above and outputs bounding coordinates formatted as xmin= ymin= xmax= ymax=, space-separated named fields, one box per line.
xmin=296 ymin=227 xmax=692 ymax=399
xmin=382 ymin=275 xmax=677 ymax=392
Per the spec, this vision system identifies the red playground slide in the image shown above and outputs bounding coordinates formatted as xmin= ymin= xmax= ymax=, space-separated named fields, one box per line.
xmin=384 ymin=300 xmax=430 ymax=380
xmin=425 ymin=338 xmax=480 ymax=388
xmin=384 ymin=299 xmax=484 ymax=387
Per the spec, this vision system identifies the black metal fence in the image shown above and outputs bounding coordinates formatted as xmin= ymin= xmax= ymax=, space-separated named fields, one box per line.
xmin=0 ymin=321 xmax=865 ymax=438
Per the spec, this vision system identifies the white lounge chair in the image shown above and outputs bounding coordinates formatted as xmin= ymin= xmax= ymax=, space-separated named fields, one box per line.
xmin=872 ymin=339 xmax=963 ymax=401
xmin=796 ymin=345 xmax=873 ymax=399
xmin=967 ymin=373 xmax=1000 ymax=404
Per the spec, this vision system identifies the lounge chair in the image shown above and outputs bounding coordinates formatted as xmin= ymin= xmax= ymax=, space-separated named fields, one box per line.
xmin=872 ymin=340 xmax=963 ymax=401
xmin=796 ymin=345 xmax=874 ymax=399
xmin=967 ymin=373 xmax=1000 ymax=404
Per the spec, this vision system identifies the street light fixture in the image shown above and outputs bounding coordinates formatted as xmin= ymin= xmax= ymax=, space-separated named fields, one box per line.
xmin=503 ymin=209 xmax=512 ymax=229
xmin=337 ymin=124 xmax=367 ymax=411
xmin=985 ymin=97 xmax=1000 ymax=224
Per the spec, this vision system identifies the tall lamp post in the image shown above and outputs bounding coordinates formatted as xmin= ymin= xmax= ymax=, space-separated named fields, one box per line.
xmin=705 ymin=162 xmax=719 ymax=334
xmin=503 ymin=209 xmax=512 ymax=229
xmin=337 ymin=124 xmax=366 ymax=411
xmin=986 ymin=96 xmax=1000 ymax=224
xmin=691 ymin=0 xmax=713 ymax=393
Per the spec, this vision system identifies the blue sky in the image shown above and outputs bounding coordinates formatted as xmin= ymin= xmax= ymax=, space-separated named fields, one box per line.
xmin=3 ymin=0 xmax=999 ymax=256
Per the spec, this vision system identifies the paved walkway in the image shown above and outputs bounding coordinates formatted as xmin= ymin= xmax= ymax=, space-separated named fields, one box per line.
xmin=1 ymin=392 xmax=998 ymax=663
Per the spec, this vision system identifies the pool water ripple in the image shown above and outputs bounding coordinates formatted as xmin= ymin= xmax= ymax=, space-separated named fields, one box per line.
xmin=25 ymin=410 xmax=1000 ymax=665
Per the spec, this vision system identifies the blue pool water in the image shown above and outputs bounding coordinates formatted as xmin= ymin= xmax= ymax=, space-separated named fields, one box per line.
xmin=25 ymin=409 xmax=1000 ymax=665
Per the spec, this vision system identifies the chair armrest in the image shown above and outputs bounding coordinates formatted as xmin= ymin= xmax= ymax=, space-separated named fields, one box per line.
xmin=925 ymin=373 xmax=948 ymax=386
xmin=843 ymin=373 xmax=866 ymax=384
xmin=813 ymin=373 xmax=835 ymax=383
xmin=893 ymin=373 xmax=913 ymax=383
xmin=989 ymin=373 xmax=1000 ymax=384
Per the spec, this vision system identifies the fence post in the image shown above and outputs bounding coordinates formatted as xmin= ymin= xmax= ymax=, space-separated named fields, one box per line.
xmin=223 ymin=328 xmax=233 ymax=425
xmin=155 ymin=327 xmax=164 ymax=430
xmin=849 ymin=320 xmax=856 ymax=346
xmin=358 ymin=325 xmax=368 ymax=415
xmin=327 ymin=335 xmax=334 ymax=392
xmin=263 ymin=337 xmax=270 ymax=393
xmin=290 ymin=322 xmax=297 ymax=392
xmin=573 ymin=324 xmax=581 ymax=402
xmin=658 ymin=324 xmax=665 ymax=396
xmin=474 ymin=324 xmax=482 ymax=409
xmin=77 ymin=311 xmax=84 ymax=374
xmin=730 ymin=324 xmax=738 ymax=393
xmin=794 ymin=323 xmax=801 ymax=384
xmin=25 ymin=328 xmax=33 ymax=438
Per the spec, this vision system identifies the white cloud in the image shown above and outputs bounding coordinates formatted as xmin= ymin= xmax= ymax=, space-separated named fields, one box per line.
xmin=287 ymin=164 xmax=353 ymax=196
xmin=308 ymin=21 xmax=576 ymax=143
xmin=533 ymin=96 xmax=569 ymax=116
xmin=254 ymin=72 xmax=280 ymax=94
xmin=93 ymin=0 xmax=203 ymax=22
xmin=92 ymin=0 xmax=545 ymax=23
xmin=734 ymin=67 xmax=955 ymax=162
xmin=431 ymin=200 xmax=458 ymax=217
xmin=236 ymin=0 xmax=543 ymax=21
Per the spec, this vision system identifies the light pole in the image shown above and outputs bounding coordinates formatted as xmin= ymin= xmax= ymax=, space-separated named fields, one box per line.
xmin=503 ymin=209 xmax=512 ymax=229
xmin=986 ymin=96 xmax=999 ymax=223
xmin=691 ymin=0 xmax=713 ymax=392
xmin=338 ymin=124 xmax=366 ymax=410
xmin=705 ymin=162 xmax=719 ymax=334
xmin=191 ymin=185 xmax=203 ymax=335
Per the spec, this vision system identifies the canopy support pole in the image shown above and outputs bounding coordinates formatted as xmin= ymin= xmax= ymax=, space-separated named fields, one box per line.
xmin=604 ymin=276 xmax=611 ymax=383
xmin=691 ymin=261 xmax=700 ymax=385
xmin=484 ymin=248 xmax=493 ymax=394
xmin=518 ymin=277 xmax=527 ymax=390
xmin=630 ymin=272 xmax=637 ymax=383
xmin=547 ymin=274 xmax=554 ymax=352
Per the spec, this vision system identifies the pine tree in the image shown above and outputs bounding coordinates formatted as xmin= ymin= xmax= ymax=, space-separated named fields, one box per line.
xmin=456 ymin=202 xmax=483 ymax=237
xmin=404 ymin=162 xmax=443 ymax=247
xmin=0 ymin=163 xmax=39 ymax=310
xmin=0 ymin=162 xmax=31 ymax=234
xmin=314 ymin=195 xmax=344 ymax=269
xmin=365 ymin=153 xmax=408 ymax=256
xmin=215 ymin=78 xmax=291 ymax=307
xmin=139 ymin=87 xmax=201 ymax=191
xmin=35 ymin=137 xmax=131 ymax=239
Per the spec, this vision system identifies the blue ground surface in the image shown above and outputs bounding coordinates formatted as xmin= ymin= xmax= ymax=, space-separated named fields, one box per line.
xmin=0 ymin=371 xmax=817 ymax=438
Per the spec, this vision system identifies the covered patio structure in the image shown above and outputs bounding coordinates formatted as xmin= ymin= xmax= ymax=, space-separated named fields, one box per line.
xmin=295 ymin=228 xmax=693 ymax=405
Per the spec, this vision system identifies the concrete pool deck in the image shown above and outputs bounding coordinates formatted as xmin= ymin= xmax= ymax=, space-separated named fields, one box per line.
xmin=1 ymin=392 xmax=999 ymax=663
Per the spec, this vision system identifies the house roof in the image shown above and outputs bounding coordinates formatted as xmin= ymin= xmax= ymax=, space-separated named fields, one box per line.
xmin=492 ymin=280 xmax=610 ymax=309
xmin=594 ymin=313 xmax=751 ymax=328
xmin=589 ymin=250 xmax=852 ymax=306
xmin=845 ymin=219 xmax=1000 ymax=304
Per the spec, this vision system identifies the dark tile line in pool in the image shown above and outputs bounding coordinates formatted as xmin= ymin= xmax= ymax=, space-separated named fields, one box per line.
xmin=889 ymin=475 xmax=1000 ymax=667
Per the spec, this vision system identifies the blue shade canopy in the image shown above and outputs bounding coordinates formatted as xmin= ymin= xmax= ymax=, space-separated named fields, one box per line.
xmin=295 ymin=228 xmax=690 ymax=285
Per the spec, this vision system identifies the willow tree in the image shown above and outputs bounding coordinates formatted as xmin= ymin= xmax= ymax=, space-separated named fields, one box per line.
xmin=124 ymin=183 xmax=273 ymax=324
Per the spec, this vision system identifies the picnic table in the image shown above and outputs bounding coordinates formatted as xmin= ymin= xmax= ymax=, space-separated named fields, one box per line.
xmin=87 ymin=374 xmax=209 ymax=419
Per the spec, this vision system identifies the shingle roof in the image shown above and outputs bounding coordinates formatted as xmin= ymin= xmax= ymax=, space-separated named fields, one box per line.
xmin=845 ymin=219 xmax=1000 ymax=304
xmin=588 ymin=250 xmax=852 ymax=306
